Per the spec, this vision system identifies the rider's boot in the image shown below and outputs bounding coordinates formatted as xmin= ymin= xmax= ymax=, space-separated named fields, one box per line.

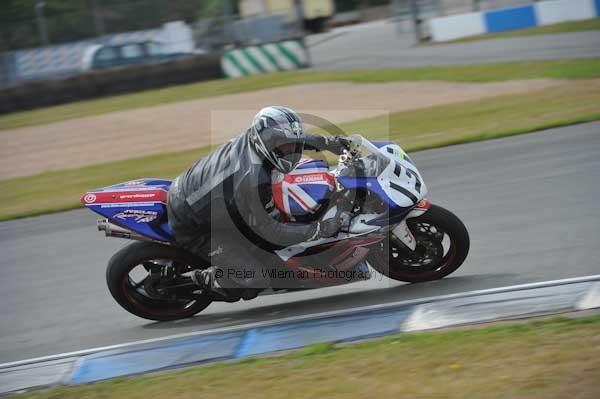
xmin=191 ymin=267 xmax=240 ymax=302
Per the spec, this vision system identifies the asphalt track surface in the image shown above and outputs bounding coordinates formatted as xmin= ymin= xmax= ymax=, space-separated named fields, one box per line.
xmin=308 ymin=20 xmax=600 ymax=69
xmin=1 ymin=122 xmax=599 ymax=363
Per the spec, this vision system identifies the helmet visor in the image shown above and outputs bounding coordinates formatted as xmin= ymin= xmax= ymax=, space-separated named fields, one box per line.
xmin=272 ymin=140 xmax=304 ymax=172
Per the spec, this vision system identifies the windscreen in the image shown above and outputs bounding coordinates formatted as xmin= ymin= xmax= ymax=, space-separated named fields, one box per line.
xmin=346 ymin=135 xmax=390 ymax=177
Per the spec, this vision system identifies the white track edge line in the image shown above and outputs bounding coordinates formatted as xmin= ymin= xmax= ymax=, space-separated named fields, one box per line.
xmin=2 ymin=274 xmax=598 ymax=369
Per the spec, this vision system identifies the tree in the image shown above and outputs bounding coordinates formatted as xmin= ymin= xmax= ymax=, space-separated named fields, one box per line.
xmin=0 ymin=0 xmax=215 ymax=51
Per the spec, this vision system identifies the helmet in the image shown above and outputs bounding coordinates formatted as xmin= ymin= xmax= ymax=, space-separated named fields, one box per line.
xmin=250 ymin=106 xmax=305 ymax=173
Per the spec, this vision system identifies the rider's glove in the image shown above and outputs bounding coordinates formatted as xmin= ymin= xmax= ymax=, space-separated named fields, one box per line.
xmin=325 ymin=136 xmax=352 ymax=155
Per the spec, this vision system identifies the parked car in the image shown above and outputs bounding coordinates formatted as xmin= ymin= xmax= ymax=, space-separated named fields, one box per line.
xmin=80 ymin=41 xmax=193 ymax=71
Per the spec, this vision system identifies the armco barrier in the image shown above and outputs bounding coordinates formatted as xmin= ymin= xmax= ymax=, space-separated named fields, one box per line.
xmin=430 ymin=0 xmax=600 ymax=41
xmin=1 ymin=275 xmax=599 ymax=394
xmin=221 ymin=39 xmax=309 ymax=78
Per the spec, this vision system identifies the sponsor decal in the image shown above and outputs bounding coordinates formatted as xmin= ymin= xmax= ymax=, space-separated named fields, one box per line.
xmin=87 ymin=189 xmax=167 ymax=205
xmin=124 ymin=180 xmax=146 ymax=186
xmin=83 ymin=193 xmax=97 ymax=203
xmin=117 ymin=193 xmax=157 ymax=200
xmin=114 ymin=209 xmax=159 ymax=223
xmin=293 ymin=174 xmax=328 ymax=184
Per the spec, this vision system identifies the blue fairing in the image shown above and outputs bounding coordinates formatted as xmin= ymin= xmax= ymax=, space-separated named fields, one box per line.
xmin=337 ymin=176 xmax=413 ymax=226
xmin=296 ymin=159 xmax=329 ymax=170
xmin=84 ymin=178 xmax=175 ymax=243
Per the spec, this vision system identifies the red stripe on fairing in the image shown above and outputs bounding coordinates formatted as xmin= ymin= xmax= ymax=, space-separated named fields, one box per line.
xmin=81 ymin=189 xmax=167 ymax=205
xmin=271 ymin=179 xmax=288 ymax=220
xmin=324 ymin=173 xmax=335 ymax=187
xmin=288 ymin=188 xmax=314 ymax=212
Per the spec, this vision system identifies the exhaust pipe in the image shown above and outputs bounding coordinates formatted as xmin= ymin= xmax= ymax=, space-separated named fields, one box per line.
xmin=97 ymin=219 xmax=151 ymax=242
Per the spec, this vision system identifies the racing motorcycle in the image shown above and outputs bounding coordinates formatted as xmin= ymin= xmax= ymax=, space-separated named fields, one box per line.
xmin=82 ymin=136 xmax=469 ymax=321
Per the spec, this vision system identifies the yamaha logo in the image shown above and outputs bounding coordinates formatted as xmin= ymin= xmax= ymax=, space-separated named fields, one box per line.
xmin=294 ymin=175 xmax=325 ymax=184
xmin=83 ymin=193 xmax=97 ymax=203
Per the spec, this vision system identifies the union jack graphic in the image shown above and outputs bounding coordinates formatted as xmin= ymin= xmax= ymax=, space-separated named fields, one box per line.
xmin=272 ymin=159 xmax=335 ymax=221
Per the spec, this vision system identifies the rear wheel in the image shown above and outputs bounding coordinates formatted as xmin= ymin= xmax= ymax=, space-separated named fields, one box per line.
xmin=106 ymin=241 xmax=212 ymax=321
xmin=368 ymin=204 xmax=469 ymax=283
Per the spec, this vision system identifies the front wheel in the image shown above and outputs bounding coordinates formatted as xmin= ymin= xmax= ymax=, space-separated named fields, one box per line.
xmin=368 ymin=204 xmax=470 ymax=283
xmin=106 ymin=241 xmax=212 ymax=321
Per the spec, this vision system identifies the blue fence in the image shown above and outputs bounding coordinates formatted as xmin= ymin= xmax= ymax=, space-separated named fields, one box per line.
xmin=430 ymin=0 xmax=600 ymax=42
xmin=484 ymin=5 xmax=538 ymax=33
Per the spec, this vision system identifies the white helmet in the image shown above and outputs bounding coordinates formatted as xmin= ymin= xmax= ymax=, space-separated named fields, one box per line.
xmin=250 ymin=106 xmax=305 ymax=173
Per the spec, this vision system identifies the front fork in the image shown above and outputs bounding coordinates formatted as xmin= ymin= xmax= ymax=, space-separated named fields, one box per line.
xmin=391 ymin=198 xmax=431 ymax=251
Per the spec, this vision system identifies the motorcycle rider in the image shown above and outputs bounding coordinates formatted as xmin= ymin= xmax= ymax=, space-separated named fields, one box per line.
xmin=167 ymin=106 xmax=349 ymax=302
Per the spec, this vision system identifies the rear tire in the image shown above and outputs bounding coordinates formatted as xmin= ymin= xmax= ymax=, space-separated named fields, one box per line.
xmin=106 ymin=241 xmax=212 ymax=321
xmin=368 ymin=204 xmax=469 ymax=283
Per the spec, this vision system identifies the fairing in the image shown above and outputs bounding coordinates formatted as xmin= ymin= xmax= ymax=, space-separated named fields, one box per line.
xmin=81 ymin=179 xmax=174 ymax=243
xmin=271 ymin=138 xmax=427 ymax=226
xmin=271 ymin=158 xmax=335 ymax=221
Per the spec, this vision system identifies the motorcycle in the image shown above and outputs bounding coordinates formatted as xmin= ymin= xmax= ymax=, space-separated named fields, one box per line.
xmin=82 ymin=135 xmax=469 ymax=321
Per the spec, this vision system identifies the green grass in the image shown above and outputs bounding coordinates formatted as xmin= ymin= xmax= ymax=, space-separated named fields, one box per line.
xmin=14 ymin=315 xmax=600 ymax=399
xmin=0 ymin=146 xmax=213 ymax=221
xmin=445 ymin=18 xmax=600 ymax=44
xmin=1 ymin=80 xmax=599 ymax=222
xmin=2 ymin=58 xmax=600 ymax=130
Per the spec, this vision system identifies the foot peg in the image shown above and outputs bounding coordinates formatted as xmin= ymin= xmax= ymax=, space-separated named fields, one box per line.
xmin=191 ymin=267 xmax=238 ymax=302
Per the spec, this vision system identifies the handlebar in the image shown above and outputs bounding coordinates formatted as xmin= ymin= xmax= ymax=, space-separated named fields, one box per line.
xmin=336 ymin=135 xmax=391 ymax=177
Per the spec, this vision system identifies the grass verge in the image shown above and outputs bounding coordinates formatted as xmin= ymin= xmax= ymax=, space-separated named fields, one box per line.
xmin=2 ymin=58 xmax=600 ymax=130
xmin=443 ymin=18 xmax=600 ymax=44
xmin=1 ymin=80 xmax=599 ymax=222
xmin=14 ymin=315 xmax=600 ymax=399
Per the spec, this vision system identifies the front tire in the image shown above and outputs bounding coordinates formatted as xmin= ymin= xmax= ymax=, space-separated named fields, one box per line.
xmin=368 ymin=204 xmax=470 ymax=283
xmin=106 ymin=241 xmax=212 ymax=321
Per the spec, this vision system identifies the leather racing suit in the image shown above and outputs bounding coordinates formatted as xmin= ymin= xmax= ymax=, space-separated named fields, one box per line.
xmin=167 ymin=129 xmax=337 ymax=294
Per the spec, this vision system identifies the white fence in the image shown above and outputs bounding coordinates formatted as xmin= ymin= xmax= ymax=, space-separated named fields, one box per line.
xmin=430 ymin=0 xmax=600 ymax=41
